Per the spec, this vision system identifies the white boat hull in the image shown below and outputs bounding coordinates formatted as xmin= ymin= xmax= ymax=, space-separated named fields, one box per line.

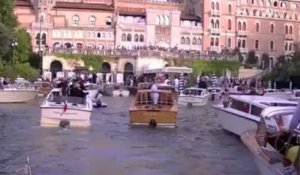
xmin=40 ymin=107 xmax=92 ymax=128
xmin=0 ymin=90 xmax=37 ymax=103
xmin=178 ymin=95 xmax=209 ymax=106
xmin=113 ymin=90 xmax=130 ymax=97
xmin=214 ymin=106 xmax=258 ymax=135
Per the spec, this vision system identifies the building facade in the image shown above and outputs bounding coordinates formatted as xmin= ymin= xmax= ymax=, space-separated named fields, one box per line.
xmin=14 ymin=0 xmax=300 ymax=70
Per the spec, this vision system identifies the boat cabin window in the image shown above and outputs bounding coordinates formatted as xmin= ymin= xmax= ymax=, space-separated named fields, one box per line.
xmin=48 ymin=91 xmax=86 ymax=105
xmin=183 ymin=89 xmax=202 ymax=96
xmin=230 ymin=99 xmax=250 ymax=113
xmin=295 ymin=91 xmax=300 ymax=97
xmin=260 ymin=102 xmax=297 ymax=107
xmin=135 ymin=91 xmax=173 ymax=106
xmin=250 ymin=105 xmax=263 ymax=117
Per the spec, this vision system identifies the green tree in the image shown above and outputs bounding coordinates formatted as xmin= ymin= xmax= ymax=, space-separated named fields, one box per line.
xmin=15 ymin=28 xmax=32 ymax=63
xmin=28 ymin=53 xmax=42 ymax=69
xmin=246 ymin=50 xmax=257 ymax=65
xmin=0 ymin=22 xmax=11 ymax=59
xmin=0 ymin=0 xmax=18 ymax=29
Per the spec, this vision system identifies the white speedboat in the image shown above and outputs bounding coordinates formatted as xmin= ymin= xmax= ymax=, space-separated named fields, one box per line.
xmin=112 ymin=88 xmax=130 ymax=97
xmin=212 ymin=95 xmax=298 ymax=136
xmin=263 ymin=88 xmax=292 ymax=100
xmin=0 ymin=78 xmax=37 ymax=103
xmin=290 ymin=89 xmax=300 ymax=102
xmin=178 ymin=87 xmax=210 ymax=106
xmin=40 ymin=88 xmax=93 ymax=128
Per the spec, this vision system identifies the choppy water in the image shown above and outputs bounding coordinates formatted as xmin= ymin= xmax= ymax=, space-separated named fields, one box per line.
xmin=0 ymin=97 xmax=259 ymax=175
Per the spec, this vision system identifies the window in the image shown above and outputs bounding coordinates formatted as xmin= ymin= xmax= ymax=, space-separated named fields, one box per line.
xmin=97 ymin=33 xmax=101 ymax=38
xmin=285 ymin=25 xmax=288 ymax=34
xmin=238 ymin=21 xmax=242 ymax=30
xmin=139 ymin=34 xmax=144 ymax=42
xmin=289 ymin=26 xmax=293 ymax=34
xmin=227 ymin=38 xmax=231 ymax=48
xmin=228 ymin=4 xmax=232 ymax=13
xmin=89 ymin=16 xmax=96 ymax=26
xmin=231 ymin=99 xmax=250 ymax=113
xmin=121 ymin=34 xmax=126 ymax=41
xmin=289 ymin=43 xmax=293 ymax=51
xmin=211 ymin=2 xmax=215 ymax=9
xmin=106 ymin=17 xmax=112 ymax=26
xmin=255 ymin=40 xmax=259 ymax=49
xmin=72 ymin=15 xmax=80 ymax=25
xmin=238 ymin=39 xmax=241 ymax=48
xmin=270 ymin=41 xmax=274 ymax=50
xmin=285 ymin=42 xmax=288 ymax=51
xmin=134 ymin=34 xmax=139 ymax=42
xmin=250 ymin=105 xmax=263 ymax=117
xmin=242 ymin=22 xmax=246 ymax=30
xmin=215 ymin=38 xmax=219 ymax=46
xmin=216 ymin=2 xmax=219 ymax=10
xmin=215 ymin=20 xmax=219 ymax=28
xmin=127 ymin=34 xmax=131 ymax=41
xmin=270 ymin=24 xmax=274 ymax=33
xmin=186 ymin=37 xmax=190 ymax=44
xmin=242 ymin=39 xmax=246 ymax=48
xmin=210 ymin=37 xmax=214 ymax=46
xmin=192 ymin=37 xmax=196 ymax=45
xmin=228 ymin=19 xmax=232 ymax=30
xmin=181 ymin=37 xmax=185 ymax=44
xmin=255 ymin=22 xmax=260 ymax=32
xmin=197 ymin=38 xmax=201 ymax=45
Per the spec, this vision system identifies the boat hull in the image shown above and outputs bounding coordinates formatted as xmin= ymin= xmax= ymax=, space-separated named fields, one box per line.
xmin=129 ymin=110 xmax=177 ymax=128
xmin=178 ymin=96 xmax=209 ymax=106
xmin=214 ymin=106 xmax=258 ymax=135
xmin=40 ymin=107 xmax=92 ymax=128
xmin=0 ymin=90 xmax=37 ymax=103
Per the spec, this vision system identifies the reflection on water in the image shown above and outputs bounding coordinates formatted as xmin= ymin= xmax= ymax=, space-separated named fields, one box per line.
xmin=0 ymin=97 xmax=259 ymax=175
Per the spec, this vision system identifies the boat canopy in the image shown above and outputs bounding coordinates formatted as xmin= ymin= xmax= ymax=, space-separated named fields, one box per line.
xmin=135 ymin=90 xmax=174 ymax=106
xmin=143 ymin=66 xmax=192 ymax=74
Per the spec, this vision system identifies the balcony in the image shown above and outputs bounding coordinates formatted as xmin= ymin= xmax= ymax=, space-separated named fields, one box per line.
xmin=209 ymin=10 xmax=220 ymax=16
xmin=48 ymin=48 xmax=238 ymax=60
xmin=209 ymin=28 xmax=221 ymax=34
xmin=236 ymin=30 xmax=247 ymax=36
xmin=239 ymin=48 xmax=248 ymax=53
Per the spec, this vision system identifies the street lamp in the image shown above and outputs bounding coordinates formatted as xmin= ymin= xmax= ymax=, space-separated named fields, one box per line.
xmin=11 ymin=39 xmax=18 ymax=64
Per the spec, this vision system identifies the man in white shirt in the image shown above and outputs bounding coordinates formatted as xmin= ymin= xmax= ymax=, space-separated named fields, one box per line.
xmin=174 ymin=77 xmax=179 ymax=92
xmin=151 ymin=78 xmax=159 ymax=105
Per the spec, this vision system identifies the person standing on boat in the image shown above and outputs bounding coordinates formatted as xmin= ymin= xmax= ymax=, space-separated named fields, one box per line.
xmin=151 ymin=78 xmax=160 ymax=105
xmin=174 ymin=76 xmax=179 ymax=92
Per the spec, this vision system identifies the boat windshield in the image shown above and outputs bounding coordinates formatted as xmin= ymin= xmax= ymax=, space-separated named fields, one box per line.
xmin=135 ymin=91 xmax=173 ymax=106
xmin=48 ymin=92 xmax=86 ymax=105
xmin=183 ymin=89 xmax=202 ymax=96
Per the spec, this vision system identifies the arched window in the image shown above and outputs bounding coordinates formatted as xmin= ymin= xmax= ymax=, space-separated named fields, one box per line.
xmin=215 ymin=38 xmax=219 ymax=46
xmin=270 ymin=23 xmax=274 ymax=33
xmin=72 ymin=15 xmax=80 ymax=25
xmin=127 ymin=34 xmax=132 ymax=41
xmin=242 ymin=22 xmax=246 ymax=30
xmin=121 ymin=33 xmax=126 ymax=41
xmin=211 ymin=19 xmax=215 ymax=28
xmin=160 ymin=15 xmax=165 ymax=25
xmin=164 ymin=15 xmax=170 ymax=25
xmin=238 ymin=39 xmax=241 ymax=48
xmin=238 ymin=21 xmax=242 ymax=30
xmin=242 ymin=39 xmax=246 ymax=48
xmin=216 ymin=2 xmax=219 ymax=10
xmin=40 ymin=15 xmax=44 ymax=23
xmin=289 ymin=26 xmax=293 ymax=34
xmin=186 ymin=37 xmax=190 ymax=44
xmin=97 ymin=33 xmax=101 ymax=38
xmin=285 ymin=25 xmax=288 ymax=34
xmin=134 ymin=34 xmax=139 ymax=42
xmin=105 ymin=16 xmax=112 ymax=26
xmin=197 ymin=38 xmax=202 ymax=45
xmin=211 ymin=2 xmax=215 ymax=9
xmin=228 ymin=4 xmax=232 ymax=13
xmin=89 ymin=16 xmax=96 ymax=26
xmin=289 ymin=43 xmax=293 ymax=51
xmin=181 ymin=37 xmax=185 ymax=44
xmin=215 ymin=19 xmax=219 ymax=28
xmin=228 ymin=19 xmax=232 ymax=30
xmin=192 ymin=37 xmax=196 ymax=45
xmin=139 ymin=34 xmax=144 ymax=42
xmin=255 ymin=22 xmax=260 ymax=32
xmin=156 ymin=15 xmax=160 ymax=25
xmin=210 ymin=37 xmax=214 ymax=46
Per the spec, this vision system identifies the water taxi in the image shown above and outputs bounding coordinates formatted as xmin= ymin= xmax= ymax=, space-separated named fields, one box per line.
xmin=212 ymin=95 xmax=297 ymax=136
xmin=178 ymin=87 xmax=210 ymax=106
xmin=241 ymin=106 xmax=299 ymax=175
xmin=263 ymin=88 xmax=292 ymax=100
xmin=40 ymin=88 xmax=93 ymax=128
xmin=129 ymin=89 xmax=177 ymax=128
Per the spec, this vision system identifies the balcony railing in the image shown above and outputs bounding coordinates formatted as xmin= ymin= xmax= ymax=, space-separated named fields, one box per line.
xmin=48 ymin=48 xmax=238 ymax=60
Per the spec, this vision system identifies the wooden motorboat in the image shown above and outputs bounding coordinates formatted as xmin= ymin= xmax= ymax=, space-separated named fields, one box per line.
xmin=129 ymin=89 xmax=177 ymax=128
xmin=40 ymin=88 xmax=93 ymax=128
xmin=34 ymin=81 xmax=53 ymax=96
xmin=241 ymin=106 xmax=300 ymax=175
xmin=178 ymin=87 xmax=210 ymax=106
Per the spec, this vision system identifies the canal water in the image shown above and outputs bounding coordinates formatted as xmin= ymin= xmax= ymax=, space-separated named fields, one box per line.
xmin=0 ymin=97 xmax=259 ymax=175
